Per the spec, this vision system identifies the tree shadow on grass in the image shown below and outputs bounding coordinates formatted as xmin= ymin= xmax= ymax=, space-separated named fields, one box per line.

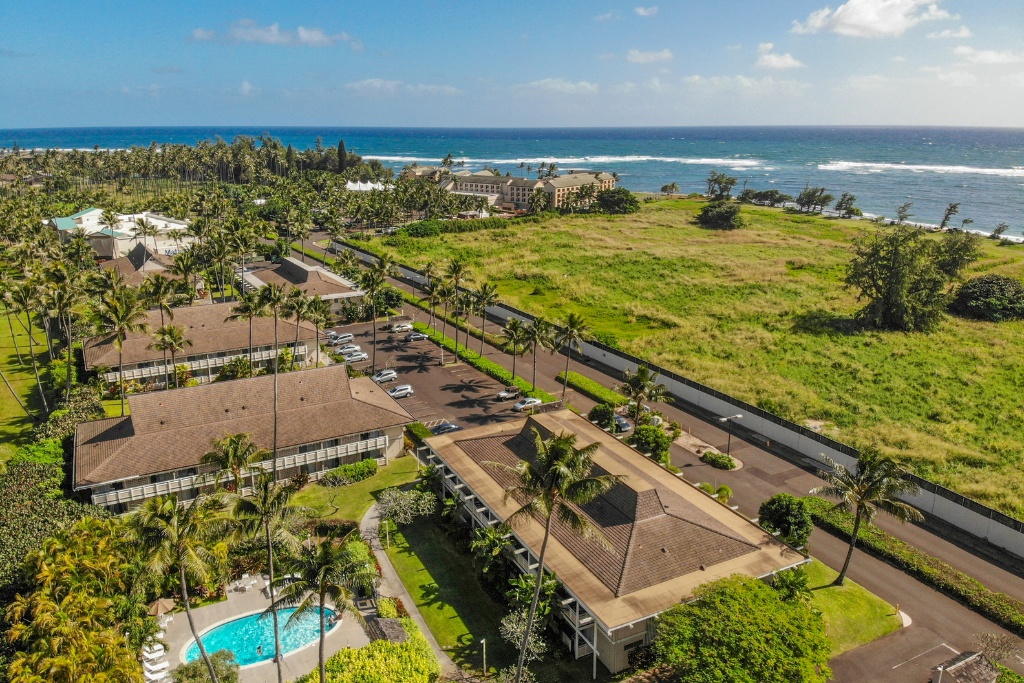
xmin=790 ymin=309 xmax=863 ymax=337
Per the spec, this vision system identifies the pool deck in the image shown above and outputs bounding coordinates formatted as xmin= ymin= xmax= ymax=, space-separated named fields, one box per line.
xmin=162 ymin=577 xmax=370 ymax=683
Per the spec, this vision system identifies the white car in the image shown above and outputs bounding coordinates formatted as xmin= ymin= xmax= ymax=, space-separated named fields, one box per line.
xmin=388 ymin=384 xmax=414 ymax=399
xmin=335 ymin=344 xmax=361 ymax=355
xmin=496 ymin=386 xmax=522 ymax=401
xmin=329 ymin=332 xmax=354 ymax=345
xmin=390 ymin=323 xmax=413 ymax=333
xmin=344 ymin=352 xmax=368 ymax=363
xmin=513 ymin=397 xmax=543 ymax=412
xmin=371 ymin=369 xmax=398 ymax=384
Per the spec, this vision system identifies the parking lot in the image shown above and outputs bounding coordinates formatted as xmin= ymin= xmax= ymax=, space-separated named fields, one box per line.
xmin=328 ymin=321 xmax=526 ymax=432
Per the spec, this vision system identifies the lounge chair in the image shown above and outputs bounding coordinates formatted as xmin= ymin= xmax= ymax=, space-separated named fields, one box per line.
xmin=144 ymin=670 xmax=167 ymax=682
xmin=142 ymin=648 xmax=165 ymax=661
xmin=144 ymin=660 xmax=169 ymax=673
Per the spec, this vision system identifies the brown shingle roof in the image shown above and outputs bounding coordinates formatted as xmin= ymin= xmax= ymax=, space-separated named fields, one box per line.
xmin=935 ymin=652 xmax=999 ymax=683
xmin=73 ymin=365 xmax=413 ymax=488
xmin=100 ymin=244 xmax=179 ymax=287
xmin=246 ymin=259 xmax=360 ymax=300
xmin=426 ymin=411 xmax=802 ymax=630
xmin=82 ymin=301 xmax=319 ymax=369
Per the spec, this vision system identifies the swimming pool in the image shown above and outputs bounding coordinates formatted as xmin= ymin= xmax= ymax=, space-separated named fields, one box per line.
xmin=184 ymin=607 xmax=337 ymax=667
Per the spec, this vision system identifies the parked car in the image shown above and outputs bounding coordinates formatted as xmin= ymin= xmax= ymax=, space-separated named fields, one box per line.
xmin=404 ymin=331 xmax=428 ymax=342
xmin=513 ymin=397 xmax=543 ymax=412
xmin=430 ymin=422 xmax=462 ymax=436
xmin=329 ymin=332 xmax=355 ymax=345
xmin=387 ymin=384 xmax=414 ymax=399
xmin=496 ymin=386 xmax=522 ymax=401
xmin=613 ymin=415 xmax=632 ymax=433
xmin=390 ymin=323 xmax=413 ymax=333
xmin=371 ymin=369 xmax=398 ymax=384
xmin=344 ymin=351 xmax=369 ymax=363
xmin=334 ymin=344 xmax=361 ymax=355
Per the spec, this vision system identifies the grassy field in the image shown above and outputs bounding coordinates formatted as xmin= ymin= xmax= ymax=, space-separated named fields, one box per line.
xmin=804 ymin=560 xmax=902 ymax=656
xmin=290 ymin=456 xmax=420 ymax=523
xmin=362 ymin=199 xmax=1024 ymax=516
xmin=0 ymin=314 xmax=45 ymax=465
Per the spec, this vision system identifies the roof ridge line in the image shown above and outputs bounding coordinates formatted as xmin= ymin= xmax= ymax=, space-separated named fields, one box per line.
xmin=663 ymin=511 xmax=759 ymax=549
xmin=613 ymin=521 xmax=641 ymax=598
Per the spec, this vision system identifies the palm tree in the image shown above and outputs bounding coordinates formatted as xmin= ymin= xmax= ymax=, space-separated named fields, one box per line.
xmin=169 ymin=245 xmax=201 ymax=304
xmin=226 ymin=289 xmax=265 ymax=377
xmin=273 ymin=536 xmax=378 ymax=683
xmin=149 ymin=324 xmax=192 ymax=388
xmin=618 ymin=365 xmax=668 ymax=424
xmin=483 ymin=430 xmax=622 ymax=683
xmin=436 ymin=281 xmax=457 ymax=365
xmin=283 ymin=288 xmax=312 ymax=371
xmin=524 ymin=317 xmax=554 ymax=393
xmin=9 ymin=282 xmax=49 ymax=413
xmin=419 ymin=280 xmax=443 ymax=332
xmin=418 ymin=259 xmax=439 ymax=298
xmin=126 ymin=494 xmax=232 ymax=683
xmin=473 ymin=282 xmax=500 ymax=356
xmin=99 ymin=209 xmax=120 ymax=260
xmin=445 ymin=258 xmax=470 ymax=359
xmin=502 ymin=319 xmax=528 ymax=384
xmin=45 ymin=281 xmax=84 ymax=402
xmin=556 ymin=313 xmax=591 ymax=400
xmin=306 ymin=296 xmax=332 ymax=367
xmin=233 ymin=471 xmax=303 ymax=683
xmin=201 ymin=432 xmax=266 ymax=493
xmin=142 ymin=273 xmax=178 ymax=376
xmin=811 ymin=449 xmax=923 ymax=586
xmin=359 ymin=269 xmax=386 ymax=371
xmin=0 ymin=273 xmax=25 ymax=364
xmin=93 ymin=289 xmax=150 ymax=412
xmin=257 ymin=283 xmax=288 ymax=482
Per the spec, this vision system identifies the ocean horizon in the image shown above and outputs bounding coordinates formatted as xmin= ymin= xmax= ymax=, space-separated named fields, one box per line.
xmin=3 ymin=125 xmax=1023 ymax=232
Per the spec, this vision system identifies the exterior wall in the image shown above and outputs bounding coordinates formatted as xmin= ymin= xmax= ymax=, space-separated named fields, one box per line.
xmin=100 ymin=344 xmax=310 ymax=386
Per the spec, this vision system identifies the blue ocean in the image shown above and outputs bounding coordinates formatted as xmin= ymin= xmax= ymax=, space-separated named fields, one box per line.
xmin=2 ymin=126 xmax=1022 ymax=231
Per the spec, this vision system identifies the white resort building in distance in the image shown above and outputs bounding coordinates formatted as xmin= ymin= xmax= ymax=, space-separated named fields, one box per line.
xmin=46 ymin=207 xmax=194 ymax=259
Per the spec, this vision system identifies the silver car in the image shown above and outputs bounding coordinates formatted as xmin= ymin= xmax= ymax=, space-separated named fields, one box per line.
xmin=387 ymin=384 xmax=414 ymax=399
xmin=344 ymin=351 xmax=368 ymax=363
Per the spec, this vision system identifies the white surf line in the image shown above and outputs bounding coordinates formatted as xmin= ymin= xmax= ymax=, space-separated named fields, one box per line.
xmin=891 ymin=643 xmax=959 ymax=669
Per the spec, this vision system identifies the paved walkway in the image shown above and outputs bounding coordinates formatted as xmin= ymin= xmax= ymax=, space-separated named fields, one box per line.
xmin=359 ymin=502 xmax=460 ymax=677
xmin=161 ymin=577 xmax=369 ymax=683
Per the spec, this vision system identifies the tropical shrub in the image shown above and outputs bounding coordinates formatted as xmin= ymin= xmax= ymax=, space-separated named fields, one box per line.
xmin=595 ymin=188 xmax=641 ymax=214
xmin=172 ymin=650 xmax=240 ymax=683
xmin=9 ymin=439 xmax=64 ymax=466
xmin=758 ymin=493 xmax=813 ymax=548
xmin=556 ymin=371 xmax=627 ymax=406
xmin=629 ymin=425 xmax=672 ymax=462
xmin=406 ymin=422 xmax=434 ymax=446
xmin=696 ymin=200 xmax=743 ymax=230
xmin=293 ymin=618 xmax=440 ymax=683
xmin=320 ymin=459 xmax=378 ymax=487
xmin=404 ymin=217 xmax=509 ymax=238
xmin=700 ymin=450 xmax=736 ymax=470
xmin=44 ymin=355 xmax=77 ymax=393
xmin=34 ymin=386 xmax=105 ymax=441
xmin=587 ymin=403 xmax=616 ymax=430
xmin=376 ymin=597 xmax=399 ymax=619
xmin=950 ymin=274 xmax=1024 ymax=321
xmin=214 ymin=355 xmax=252 ymax=382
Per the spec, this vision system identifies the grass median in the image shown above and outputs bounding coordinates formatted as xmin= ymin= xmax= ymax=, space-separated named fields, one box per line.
xmin=290 ymin=455 xmax=420 ymax=524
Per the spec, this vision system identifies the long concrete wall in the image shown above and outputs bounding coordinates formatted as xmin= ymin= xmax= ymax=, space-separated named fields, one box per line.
xmin=338 ymin=241 xmax=1024 ymax=559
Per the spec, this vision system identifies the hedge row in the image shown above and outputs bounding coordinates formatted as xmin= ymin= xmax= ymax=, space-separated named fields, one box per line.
xmin=412 ymin=322 xmax=558 ymax=403
xmin=320 ymin=459 xmax=378 ymax=487
xmin=294 ymin=617 xmax=440 ymax=683
xmin=556 ymin=371 xmax=627 ymax=406
xmin=804 ymin=496 xmax=1024 ymax=637
xmin=406 ymin=422 xmax=434 ymax=446
xmin=701 ymin=451 xmax=736 ymax=470
xmin=399 ymin=289 xmax=506 ymax=348
xmin=402 ymin=217 xmax=510 ymax=237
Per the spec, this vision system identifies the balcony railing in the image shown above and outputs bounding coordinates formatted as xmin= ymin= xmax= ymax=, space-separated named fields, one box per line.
xmin=101 ymin=346 xmax=308 ymax=383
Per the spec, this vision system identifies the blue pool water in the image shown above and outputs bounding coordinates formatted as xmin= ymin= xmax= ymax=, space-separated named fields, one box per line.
xmin=184 ymin=607 xmax=336 ymax=666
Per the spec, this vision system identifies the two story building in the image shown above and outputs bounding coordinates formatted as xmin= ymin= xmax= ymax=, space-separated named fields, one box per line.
xmin=46 ymin=208 xmax=194 ymax=260
xmin=447 ymin=171 xmax=616 ymax=211
xmin=423 ymin=410 xmax=803 ymax=675
xmin=241 ymin=257 xmax=363 ymax=315
xmin=74 ymin=365 xmax=414 ymax=513
xmin=83 ymin=301 xmax=321 ymax=389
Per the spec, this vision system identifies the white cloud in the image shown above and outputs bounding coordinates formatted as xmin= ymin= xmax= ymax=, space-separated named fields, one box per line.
xmin=847 ymin=74 xmax=892 ymax=89
xmin=626 ymin=48 xmax=672 ymax=64
xmin=593 ymin=11 xmax=614 ymax=21
xmin=345 ymin=79 xmax=461 ymax=96
xmin=193 ymin=20 xmax=362 ymax=48
xmin=1003 ymin=73 xmax=1024 ymax=89
xmin=347 ymin=78 xmax=401 ymax=94
xmin=891 ymin=55 xmax=907 ymax=62
xmin=927 ymin=25 xmax=971 ymax=39
xmin=634 ymin=6 xmax=658 ymax=17
xmin=792 ymin=0 xmax=954 ymax=38
xmin=520 ymin=78 xmax=599 ymax=94
xmin=935 ymin=70 xmax=977 ymax=86
xmin=681 ymin=74 xmax=810 ymax=96
xmin=239 ymin=80 xmax=254 ymax=96
xmin=405 ymin=83 xmax=462 ymax=96
xmin=954 ymin=45 xmax=1024 ymax=65
xmin=755 ymin=43 xmax=804 ymax=69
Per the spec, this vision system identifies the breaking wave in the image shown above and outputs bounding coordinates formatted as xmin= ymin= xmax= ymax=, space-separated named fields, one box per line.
xmin=819 ymin=160 xmax=1024 ymax=178
xmin=364 ymin=154 xmax=764 ymax=169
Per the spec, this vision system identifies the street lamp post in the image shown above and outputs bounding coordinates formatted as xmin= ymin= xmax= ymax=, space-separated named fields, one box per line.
xmin=718 ymin=414 xmax=743 ymax=458
xmin=481 ymin=638 xmax=486 ymax=676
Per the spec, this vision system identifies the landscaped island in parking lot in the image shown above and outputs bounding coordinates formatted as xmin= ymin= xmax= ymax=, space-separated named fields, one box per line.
xmin=361 ymin=198 xmax=1024 ymax=516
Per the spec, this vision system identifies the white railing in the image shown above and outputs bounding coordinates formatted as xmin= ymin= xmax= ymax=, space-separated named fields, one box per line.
xmin=91 ymin=435 xmax=388 ymax=506
xmin=101 ymin=346 xmax=308 ymax=383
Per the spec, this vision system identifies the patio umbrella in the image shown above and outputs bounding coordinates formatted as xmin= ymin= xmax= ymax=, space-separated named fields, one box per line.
xmin=147 ymin=598 xmax=176 ymax=616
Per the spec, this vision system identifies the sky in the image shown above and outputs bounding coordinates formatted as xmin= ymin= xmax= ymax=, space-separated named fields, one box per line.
xmin=2 ymin=0 xmax=1023 ymax=128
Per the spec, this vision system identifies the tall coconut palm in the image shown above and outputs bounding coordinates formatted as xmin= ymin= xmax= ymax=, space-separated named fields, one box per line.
xmin=418 ymin=259 xmax=439 ymax=298
xmin=169 ymin=245 xmax=201 ymax=304
xmin=811 ymin=449 xmax=923 ymax=586
xmin=141 ymin=273 xmax=178 ymax=376
xmin=436 ymin=281 xmax=456 ymax=365
xmin=483 ymin=430 xmax=622 ymax=683
xmin=201 ymin=432 xmax=267 ymax=493
xmin=555 ymin=313 xmax=591 ymax=400
xmin=256 ymin=283 xmax=288 ymax=481
xmin=232 ymin=471 xmax=303 ymax=683
xmin=93 ymin=287 xmax=149 ymax=415
xmin=283 ymin=288 xmax=312 ymax=371
xmin=524 ymin=317 xmax=554 ymax=393
xmin=618 ymin=365 xmax=668 ymax=424
xmin=9 ymin=282 xmax=49 ymax=413
xmin=99 ymin=209 xmax=120 ymax=260
xmin=45 ymin=282 xmax=85 ymax=402
xmin=149 ymin=324 xmax=192 ymax=388
xmin=0 ymin=273 xmax=24 ymax=364
xmin=473 ymin=282 xmax=500 ymax=356
xmin=273 ymin=536 xmax=378 ymax=683
xmin=306 ymin=296 xmax=332 ymax=368
xmin=501 ymin=318 xmax=528 ymax=384
xmin=419 ymin=280 xmax=443 ymax=332
xmin=226 ymin=289 xmax=265 ymax=377
xmin=131 ymin=217 xmax=159 ymax=266
xmin=445 ymin=258 xmax=470 ymax=359
xmin=126 ymin=494 xmax=232 ymax=683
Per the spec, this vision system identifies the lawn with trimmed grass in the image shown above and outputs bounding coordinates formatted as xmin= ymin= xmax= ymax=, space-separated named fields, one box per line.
xmin=0 ymin=316 xmax=45 ymax=465
xmin=360 ymin=200 xmax=1024 ymax=517
xmin=805 ymin=559 xmax=902 ymax=656
xmin=290 ymin=456 xmax=420 ymax=523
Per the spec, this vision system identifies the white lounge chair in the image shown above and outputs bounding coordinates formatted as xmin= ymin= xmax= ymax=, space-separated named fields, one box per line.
xmin=145 ymin=660 xmax=169 ymax=673
xmin=143 ymin=648 xmax=165 ymax=661
xmin=144 ymin=670 xmax=167 ymax=682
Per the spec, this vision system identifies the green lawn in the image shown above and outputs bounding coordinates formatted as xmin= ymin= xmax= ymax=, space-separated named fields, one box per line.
xmin=361 ymin=200 xmax=1024 ymax=516
xmin=290 ymin=456 xmax=420 ymax=523
xmin=0 ymin=314 xmax=45 ymax=465
xmin=805 ymin=559 xmax=902 ymax=656
xmin=101 ymin=398 xmax=128 ymax=417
